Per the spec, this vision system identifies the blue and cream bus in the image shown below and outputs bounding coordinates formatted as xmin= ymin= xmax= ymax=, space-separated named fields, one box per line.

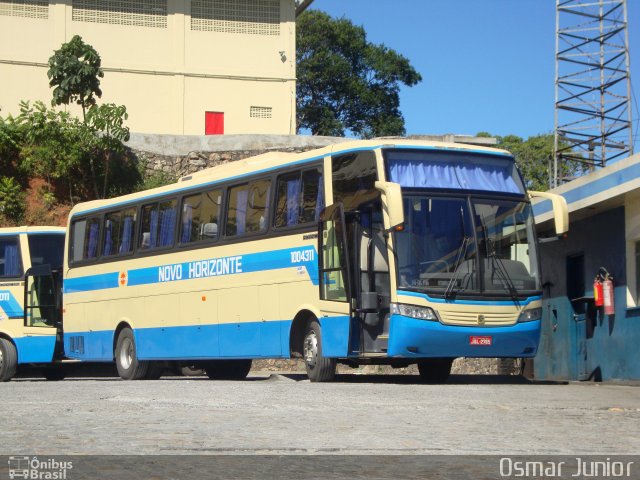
xmin=61 ymin=139 xmax=567 ymax=382
xmin=0 ymin=226 xmax=65 ymax=381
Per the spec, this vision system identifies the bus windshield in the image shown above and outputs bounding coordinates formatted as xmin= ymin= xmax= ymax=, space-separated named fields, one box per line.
xmin=395 ymin=195 xmax=540 ymax=297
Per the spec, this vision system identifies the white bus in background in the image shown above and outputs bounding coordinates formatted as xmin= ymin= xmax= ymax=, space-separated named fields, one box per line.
xmin=61 ymin=139 xmax=568 ymax=382
xmin=0 ymin=226 xmax=65 ymax=381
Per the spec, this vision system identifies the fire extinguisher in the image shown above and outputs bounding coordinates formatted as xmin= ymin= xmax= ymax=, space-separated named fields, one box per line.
xmin=594 ymin=276 xmax=604 ymax=307
xmin=595 ymin=267 xmax=615 ymax=315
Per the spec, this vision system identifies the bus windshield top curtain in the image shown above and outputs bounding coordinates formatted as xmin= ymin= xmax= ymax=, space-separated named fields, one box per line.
xmin=386 ymin=151 xmax=524 ymax=194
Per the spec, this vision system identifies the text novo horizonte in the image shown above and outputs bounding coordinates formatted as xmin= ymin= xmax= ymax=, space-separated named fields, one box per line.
xmin=158 ymin=256 xmax=243 ymax=283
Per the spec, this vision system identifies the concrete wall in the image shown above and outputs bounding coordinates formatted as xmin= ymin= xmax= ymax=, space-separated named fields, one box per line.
xmin=0 ymin=0 xmax=296 ymax=135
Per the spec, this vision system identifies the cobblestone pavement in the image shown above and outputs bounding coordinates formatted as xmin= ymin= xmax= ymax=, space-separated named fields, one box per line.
xmin=2 ymin=373 xmax=639 ymax=455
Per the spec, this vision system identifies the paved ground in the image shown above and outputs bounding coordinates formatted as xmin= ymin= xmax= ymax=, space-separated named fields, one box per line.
xmin=2 ymin=373 xmax=639 ymax=456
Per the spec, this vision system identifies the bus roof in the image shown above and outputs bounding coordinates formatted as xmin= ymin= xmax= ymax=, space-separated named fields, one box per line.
xmin=68 ymin=138 xmax=513 ymax=219
xmin=0 ymin=226 xmax=66 ymax=236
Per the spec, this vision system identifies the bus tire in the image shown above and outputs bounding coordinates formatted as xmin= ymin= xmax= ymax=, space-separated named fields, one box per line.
xmin=203 ymin=359 xmax=252 ymax=380
xmin=0 ymin=338 xmax=18 ymax=382
xmin=115 ymin=328 xmax=149 ymax=380
xmin=417 ymin=358 xmax=453 ymax=384
xmin=303 ymin=320 xmax=336 ymax=382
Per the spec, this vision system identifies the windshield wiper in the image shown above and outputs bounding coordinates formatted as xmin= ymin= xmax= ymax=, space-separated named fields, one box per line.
xmin=444 ymin=235 xmax=471 ymax=300
xmin=486 ymin=237 xmax=520 ymax=305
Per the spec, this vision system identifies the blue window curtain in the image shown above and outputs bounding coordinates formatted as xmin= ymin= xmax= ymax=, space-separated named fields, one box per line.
xmin=3 ymin=244 xmax=20 ymax=276
xmin=103 ymin=221 xmax=113 ymax=256
xmin=181 ymin=203 xmax=193 ymax=243
xmin=387 ymin=154 xmax=522 ymax=194
xmin=86 ymin=222 xmax=99 ymax=259
xmin=286 ymin=178 xmax=300 ymax=226
xmin=149 ymin=209 xmax=159 ymax=248
xmin=159 ymin=207 xmax=176 ymax=247
xmin=120 ymin=216 xmax=133 ymax=254
xmin=236 ymin=189 xmax=248 ymax=235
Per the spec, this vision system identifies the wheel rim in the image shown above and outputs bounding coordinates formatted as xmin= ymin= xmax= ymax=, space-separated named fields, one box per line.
xmin=119 ymin=337 xmax=133 ymax=370
xmin=303 ymin=331 xmax=318 ymax=368
xmin=0 ymin=348 xmax=3 ymax=370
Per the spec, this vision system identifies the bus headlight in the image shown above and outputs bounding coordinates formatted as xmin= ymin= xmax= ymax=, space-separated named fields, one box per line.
xmin=517 ymin=307 xmax=542 ymax=322
xmin=391 ymin=303 xmax=438 ymax=321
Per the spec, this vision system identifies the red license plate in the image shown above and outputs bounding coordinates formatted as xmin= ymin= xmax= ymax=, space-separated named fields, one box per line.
xmin=469 ymin=336 xmax=493 ymax=346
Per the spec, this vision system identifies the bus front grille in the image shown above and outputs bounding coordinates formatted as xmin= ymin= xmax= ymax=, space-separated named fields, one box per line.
xmin=437 ymin=310 xmax=518 ymax=326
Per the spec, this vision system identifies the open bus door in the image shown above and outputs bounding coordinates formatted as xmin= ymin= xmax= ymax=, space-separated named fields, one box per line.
xmin=22 ymin=264 xmax=65 ymax=378
xmin=308 ymin=203 xmax=353 ymax=381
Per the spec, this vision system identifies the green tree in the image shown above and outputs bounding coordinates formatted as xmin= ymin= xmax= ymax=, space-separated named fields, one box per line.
xmin=47 ymin=35 xmax=104 ymax=120
xmin=84 ymin=103 xmax=131 ymax=198
xmin=296 ymin=10 xmax=422 ymax=138
xmin=0 ymin=176 xmax=25 ymax=224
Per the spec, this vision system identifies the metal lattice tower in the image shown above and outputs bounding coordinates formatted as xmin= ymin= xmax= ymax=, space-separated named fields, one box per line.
xmin=553 ymin=0 xmax=633 ymax=187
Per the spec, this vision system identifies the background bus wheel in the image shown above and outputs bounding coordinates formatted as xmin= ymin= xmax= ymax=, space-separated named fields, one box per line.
xmin=115 ymin=328 xmax=148 ymax=380
xmin=417 ymin=358 xmax=453 ymax=384
xmin=0 ymin=338 xmax=18 ymax=382
xmin=303 ymin=320 xmax=336 ymax=382
xmin=203 ymin=360 xmax=252 ymax=380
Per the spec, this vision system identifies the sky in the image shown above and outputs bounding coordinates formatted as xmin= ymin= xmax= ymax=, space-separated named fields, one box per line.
xmin=310 ymin=0 xmax=640 ymax=153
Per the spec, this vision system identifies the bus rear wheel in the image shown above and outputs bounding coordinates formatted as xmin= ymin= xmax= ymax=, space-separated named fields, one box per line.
xmin=115 ymin=328 xmax=149 ymax=380
xmin=303 ymin=320 xmax=336 ymax=382
xmin=0 ymin=338 xmax=18 ymax=382
xmin=203 ymin=360 xmax=252 ymax=380
xmin=417 ymin=358 xmax=453 ymax=384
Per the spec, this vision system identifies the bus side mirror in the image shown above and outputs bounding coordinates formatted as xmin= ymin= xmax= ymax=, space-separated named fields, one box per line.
xmin=375 ymin=181 xmax=404 ymax=232
xmin=529 ymin=190 xmax=569 ymax=236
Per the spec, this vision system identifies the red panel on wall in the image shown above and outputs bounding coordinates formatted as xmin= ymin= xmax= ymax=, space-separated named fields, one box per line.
xmin=205 ymin=111 xmax=224 ymax=135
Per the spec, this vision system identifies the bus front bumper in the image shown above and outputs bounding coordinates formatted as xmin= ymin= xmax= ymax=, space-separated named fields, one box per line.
xmin=387 ymin=314 xmax=541 ymax=358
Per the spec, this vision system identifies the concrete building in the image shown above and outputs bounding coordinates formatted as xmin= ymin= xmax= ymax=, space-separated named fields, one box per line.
xmin=0 ymin=0 xmax=297 ymax=135
xmin=533 ymin=153 xmax=640 ymax=381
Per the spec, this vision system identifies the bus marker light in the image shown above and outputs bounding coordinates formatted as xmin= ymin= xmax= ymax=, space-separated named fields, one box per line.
xmin=201 ymin=296 xmax=206 ymax=302
xmin=469 ymin=336 xmax=492 ymax=346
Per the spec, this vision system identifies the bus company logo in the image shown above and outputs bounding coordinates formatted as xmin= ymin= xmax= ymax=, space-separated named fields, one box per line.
xmin=7 ymin=456 xmax=73 ymax=479
xmin=118 ymin=271 xmax=128 ymax=287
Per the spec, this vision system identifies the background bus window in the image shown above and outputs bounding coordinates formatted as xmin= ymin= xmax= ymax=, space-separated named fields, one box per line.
xmin=82 ymin=218 xmax=101 ymax=260
xmin=28 ymin=234 xmax=64 ymax=269
xmin=332 ymin=151 xmax=378 ymax=209
xmin=140 ymin=200 xmax=177 ymax=249
xmin=180 ymin=190 xmax=222 ymax=243
xmin=226 ymin=180 xmax=271 ymax=236
xmin=0 ymin=237 xmax=22 ymax=277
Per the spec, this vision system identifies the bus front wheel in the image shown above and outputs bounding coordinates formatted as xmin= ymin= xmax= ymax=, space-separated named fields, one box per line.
xmin=115 ymin=328 xmax=149 ymax=380
xmin=417 ymin=358 xmax=453 ymax=384
xmin=303 ymin=320 xmax=336 ymax=382
xmin=0 ymin=338 xmax=17 ymax=382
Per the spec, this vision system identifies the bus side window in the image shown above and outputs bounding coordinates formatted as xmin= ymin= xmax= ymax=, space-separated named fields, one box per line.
xmin=227 ymin=180 xmax=270 ymax=236
xmin=274 ymin=168 xmax=323 ymax=228
xmin=0 ymin=237 xmax=22 ymax=278
xmin=71 ymin=217 xmax=101 ymax=262
xmin=140 ymin=200 xmax=177 ymax=249
xmin=180 ymin=189 xmax=221 ymax=244
xmin=332 ymin=151 xmax=378 ymax=209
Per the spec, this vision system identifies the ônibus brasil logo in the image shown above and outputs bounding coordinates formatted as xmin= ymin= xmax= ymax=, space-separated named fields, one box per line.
xmin=8 ymin=456 xmax=73 ymax=480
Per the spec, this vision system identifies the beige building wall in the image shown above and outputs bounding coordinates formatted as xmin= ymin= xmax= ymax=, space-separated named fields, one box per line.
xmin=0 ymin=0 xmax=296 ymax=135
